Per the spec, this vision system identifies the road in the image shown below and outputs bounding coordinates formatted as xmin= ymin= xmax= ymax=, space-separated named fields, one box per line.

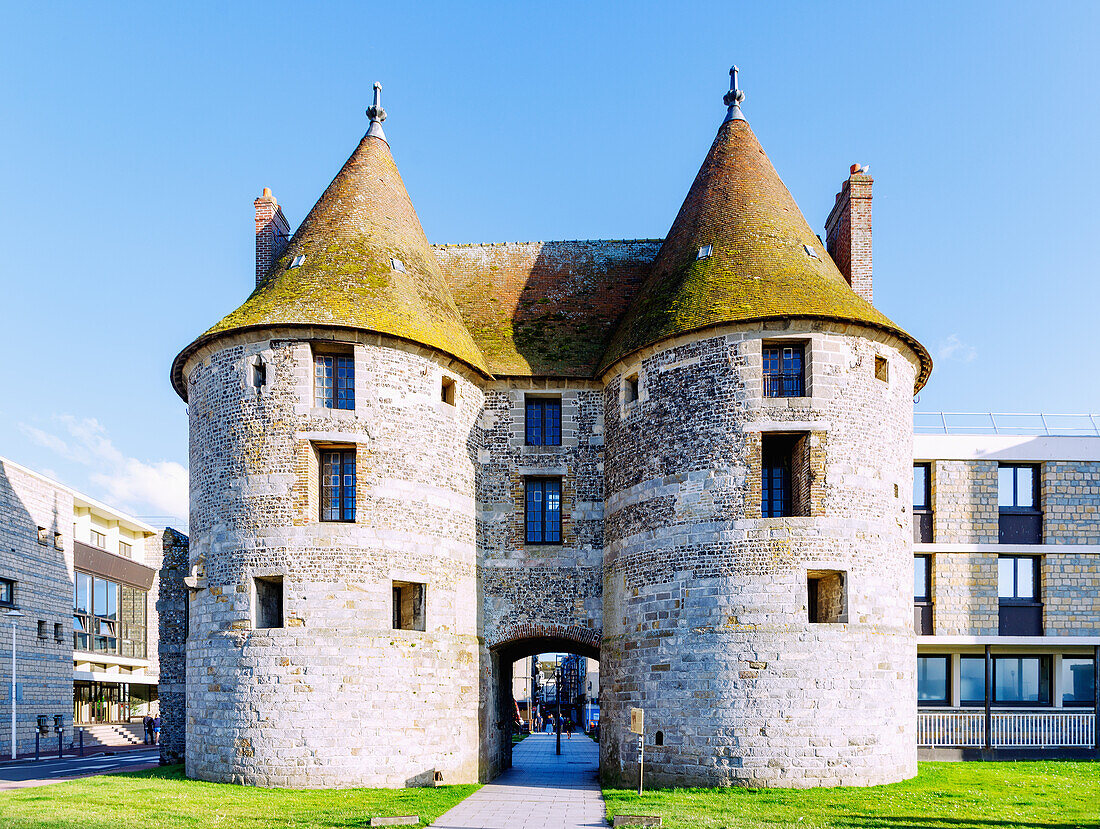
xmin=0 ymin=747 xmax=161 ymax=791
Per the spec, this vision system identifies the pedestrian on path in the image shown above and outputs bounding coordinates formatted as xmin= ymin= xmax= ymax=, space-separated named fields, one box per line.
xmin=142 ymin=714 xmax=153 ymax=745
xmin=152 ymin=714 xmax=161 ymax=745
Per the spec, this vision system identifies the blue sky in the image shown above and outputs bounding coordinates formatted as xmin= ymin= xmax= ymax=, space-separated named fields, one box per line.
xmin=1 ymin=1 xmax=1097 ymax=523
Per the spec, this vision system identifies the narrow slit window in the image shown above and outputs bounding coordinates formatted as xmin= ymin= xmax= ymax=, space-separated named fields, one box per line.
xmin=875 ymin=355 xmax=889 ymax=382
xmin=252 ymin=358 xmax=267 ymax=389
xmin=625 ymin=374 xmax=639 ymax=403
xmin=441 ymin=376 xmax=456 ymax=405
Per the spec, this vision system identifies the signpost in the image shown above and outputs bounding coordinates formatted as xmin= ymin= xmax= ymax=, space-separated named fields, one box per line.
xmin=630 ymin=707 xmax=644 ymax=794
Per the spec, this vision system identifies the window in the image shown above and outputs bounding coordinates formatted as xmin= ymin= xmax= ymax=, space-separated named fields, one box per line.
xmin=625 ymin=374 xmax=639 ymax=403
xmin=254 ymin=576 xmax=283 ymax=629
xmin=441 ymin=376 xmax=456 ymax=405
xmin=762 ymin=343 xmax=805 ymax=397
xmin=998 ymin=555 xmax=1041 ymax=636
xmin=251 ymin=358 xmax=266 ymax=389
xmin=654 ymin=730 xmax=664 ymax=746
xmin=913 ymin=463 xmax=932 ymax=543
xmin=525 ymin=397 xmax=562 ymax=446
xmin=38 ymin=620 xmax=48 ymax=640
xmin=961 ymin=655 xmax=1052 ymax=706
xmin=53 ymin=622 xmax=64 ymax=643
xmin=391 ymin=258 xmax=406 ymax=273
xmin=0 ymin=578 xmax=13 ymax=607
xmin=525 ymin=479 xmax=562 ymax=544
xmin=761 ymin=433 xmax=810 ymax=517
xmin=807 ymin=570 xmax=847 ymax=623
xmin=119 ymin=541 xmax=131 ymax=557
xmin=1061 ymin=657 xmax=1095 ymax=706
xmin=320 ymin=449 xmax=356 ymax=522
xmin=314 ymin=353 xmax=354 ymax=409
xmin=37 ymin=526 xmax=49 ymax=545
xmin=994 ymin=656 xmax=1051 ymax=705
xmin=917 ymin=656 xmax=949 ymax=705
xmin=998 ymin=463 xmax=1041 ymax=544
xmin=874 ymin=355 xmax=889 ymax=382
xmin=392 ymin=581 xmax=426 ymax=631
xmin=914 ymin=555 xmax=932 ymax=635
xmin=72 ymin=572 xmax=146 ymax=656
xmin=53 ymin=532 xmax=63 ymax=551
xmin=90 ymin=530 xmax=106 ymax=548
xmin=696 ymin=244 xmax=712 ymax=260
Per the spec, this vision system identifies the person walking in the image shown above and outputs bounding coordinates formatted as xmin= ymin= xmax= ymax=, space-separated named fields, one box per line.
xmin=565 ymin=717 xmax=572 ymax=740
xmin=142 ymin=714 xmax=153 ymax=745
xmin=152 ymin=713 xmax=162 ymax=745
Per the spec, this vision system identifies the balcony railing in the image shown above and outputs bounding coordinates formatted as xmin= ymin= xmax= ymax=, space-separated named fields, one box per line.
xmin=763 ymin=372 xmax=804 ymax=398
xmin=915 ymin=412 xmax=1100 ymax=436
xmin=918 ymin=709 xmax=1096 ymax=748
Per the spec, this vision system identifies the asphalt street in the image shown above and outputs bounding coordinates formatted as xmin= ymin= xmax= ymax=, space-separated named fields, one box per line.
xmin=0 ymin=747 xmax=161 ymax=791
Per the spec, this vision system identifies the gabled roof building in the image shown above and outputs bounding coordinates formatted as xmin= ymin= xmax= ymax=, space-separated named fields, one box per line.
xmin=168 ymin=68 xmax=938 ymax=788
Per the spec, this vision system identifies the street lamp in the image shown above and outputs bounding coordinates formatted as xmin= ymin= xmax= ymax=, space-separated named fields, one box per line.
xmin=4 ymin=608 xmax=24 ymax=760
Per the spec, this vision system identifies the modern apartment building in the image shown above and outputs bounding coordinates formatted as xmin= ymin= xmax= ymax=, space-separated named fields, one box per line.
xmin=912 ymin=414 xmax=1100 ymax=757
xmin=0 ymin=455 xmax=161 ymax=757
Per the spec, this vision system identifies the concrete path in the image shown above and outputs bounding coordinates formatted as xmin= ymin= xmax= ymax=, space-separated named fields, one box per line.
xmin=430 ymin=732 xmax=606 ymax=829
xmin=0 ymin=747 xmax=160 ymax=791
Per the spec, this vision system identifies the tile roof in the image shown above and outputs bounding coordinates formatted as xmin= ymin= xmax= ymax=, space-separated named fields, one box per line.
xmin=434 ymin=240 xmax=660 ymax=377
xmin=599 ymin=118 xmax=931 ymax=390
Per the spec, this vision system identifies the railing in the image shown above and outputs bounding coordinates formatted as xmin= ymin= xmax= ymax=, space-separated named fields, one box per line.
xmin=915 ymin=412 xmax=1100 ymax=436
xmin=918 ymin=709 xmax=1096 ymax=748
xmin=763 ymin=372 xmax=804 ymax=398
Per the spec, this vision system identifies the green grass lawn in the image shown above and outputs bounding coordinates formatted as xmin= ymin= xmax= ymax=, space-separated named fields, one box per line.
xmin=604 ymin=762 xmax=1100 ymax=829
xmin=0 ymin=764 xmax=479 ymax=829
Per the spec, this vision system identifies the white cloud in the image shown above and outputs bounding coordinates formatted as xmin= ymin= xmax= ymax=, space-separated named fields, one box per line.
xmin=936 ymin=334 xmax=977 ymax=363
xmin=19 ymin=416 xmax=187 ymax=519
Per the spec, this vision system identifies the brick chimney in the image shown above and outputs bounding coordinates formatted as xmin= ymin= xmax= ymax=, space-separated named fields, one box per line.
xmin=824 ymin=164 xmax=873 ymax=303
xmin=254 ymin=188 xmax=290 ymax=286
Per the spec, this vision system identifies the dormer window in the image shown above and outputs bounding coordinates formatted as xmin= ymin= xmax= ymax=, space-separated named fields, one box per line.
xmin=762 ymin=343 xmax=805 ymax=398
xmin=803 ymin=244 xmax=819 ymax=260
xmin=289 ymin=254 xmax=306 ymax=269
xmin=696 ymin=245 xmax=713 ymax=260
xmin=391 ymin=258 xmax=406 ymax=273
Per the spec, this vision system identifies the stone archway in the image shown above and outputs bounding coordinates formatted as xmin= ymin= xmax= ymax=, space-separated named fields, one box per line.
xmin=486 ymin=623 xmax=601 ymax=778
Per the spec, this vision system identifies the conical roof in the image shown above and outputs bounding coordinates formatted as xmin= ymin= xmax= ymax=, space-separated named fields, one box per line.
xmin=172 ymin=124 xmax=488 ymax=397
xmin=599 ymin=111 xmax=931 ymax=390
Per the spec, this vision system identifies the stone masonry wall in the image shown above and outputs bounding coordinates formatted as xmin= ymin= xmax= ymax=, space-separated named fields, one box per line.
xmin=601 ymin=321 xmax=921 ymax=788
xmin=157 ymin=527 xmax=189 ymax=765
xmin=475 ymin=380 xmax=605 ymax=777
xmin=0 ymin=460 xmax=74 ymax=757
xmin=1043 ymin=551 xmax=1100 ymax=634
xmin=1043 ymin=462 xmax=1100 ymax=544
xmin=182 ymin=330 xmax=482 ymax=788
xmin=929 ymin=551 xmax=998 ymax=636
xmin=931 ymin=461 xmax=997 ymax=544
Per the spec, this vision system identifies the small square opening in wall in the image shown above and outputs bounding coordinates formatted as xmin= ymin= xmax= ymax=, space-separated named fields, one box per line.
xmin=254 ymin=576 xmax=284 ymax=629
xmin=393 ymin=581 xmax=426 ymax=631
xmin=807 ymin=570 xmax=848 ymax=623
xmin=441 ymin=376 xmax=456 ymax=405
xmin=625 ymin=373 xmax=640 ymax=403
xmin=875 ymin=355 xmax=889 ymax=383
xmin=53 ymin=532 xmax=64 ymax=551
xmin=54 ymin=622 xmax=64 ymax=643
xmin=37 ymin=526 xmax=48 ymax=545
xmin=38 ymin=620 xmax=48 ymax=640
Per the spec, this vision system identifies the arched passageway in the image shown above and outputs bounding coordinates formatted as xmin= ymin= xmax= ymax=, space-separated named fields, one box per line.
xmin=488 ymin=626 xmax=600 ymax=778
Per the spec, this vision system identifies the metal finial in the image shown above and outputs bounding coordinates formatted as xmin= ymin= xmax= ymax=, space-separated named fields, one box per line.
xmin=723 ymin=65 xmax=746 ymax=123
xmin=366 ymin=81 xmax=387 ymax=141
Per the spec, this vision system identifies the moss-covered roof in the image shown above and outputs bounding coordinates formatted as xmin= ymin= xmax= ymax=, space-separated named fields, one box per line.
xmin=434 ymin=240 xmax=660 ymax=377
xmin=598 ymin=118 xmax=931 ymax=390
xmin=171 ymin=133 xmax=488 ymax=396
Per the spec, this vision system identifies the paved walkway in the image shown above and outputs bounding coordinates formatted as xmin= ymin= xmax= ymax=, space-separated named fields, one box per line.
xmin=430 ymin=732 xmax=606 ymax=829
xmin=0 ymin=747 xmax=160 ymax=791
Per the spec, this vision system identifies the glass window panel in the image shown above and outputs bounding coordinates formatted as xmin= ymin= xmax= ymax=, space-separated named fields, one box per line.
xmin=914 ymin=557 xmax=928 ymax=601
xmin=960 ymin=656 xmax=987 ymax=703
xmin=917 ymin=656 xmax=948 ymax=702
xmin=106 ymin=581 xmax=118 ymax=620
xmin=1061 ymin=658 xmax=1095 ymax=705
xmin=994 ymin=657 xmax=1048 ymax=704
xmin=546 ymin=401 xmax=561 ymax=446
xmin=526 ymin=401 xmax=542 ymax=445
xmin=1016 ymin=558 xmax=1036 ymax=600
xmin=1016 ymin=466 xmax=1034 ymax=508
xmin=998 ymin=558 xmax=1016 ymax=599
xmin=93 ymin=578 xmax=107 ymax=617
xmin=913 ymin=465 xmax=929 ymax=510
xmin=76 ymin=573 xmax=91 ymax=614
xmin=998 ymin=466 xmax=1015 ymax=507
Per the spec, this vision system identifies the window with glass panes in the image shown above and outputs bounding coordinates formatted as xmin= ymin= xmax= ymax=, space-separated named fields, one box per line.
xmin=1061 ymin=657 xmax=1096 ymax=706
xmin=913 ymin=463 xmax=933 ymax=542
xmin=525 ymin=479 xmax=561 ymax=544
xmin=960 ymin=654 xmax=1052 ymax=705
xmin=320 ymin=449 xmax=356 ymax=522
xmin=525 ymin=398 xmax=561 ymax=446
xmin=999 ymin=556 xmax=1039 ymax=602
xmin=762 ymin=343 xmax=805 ymax=397
xmin=0 ymin=577 xmax=13 ymax=606
xmin=998 ymin=463 xmax=1041 ymax=543
xmin=314 ymin=354 xmax=355 ymax=409
xmin=72 ymin=571 xmax=146 ymax=657
xmin=917 ymin=655 xmax=949 ymax=704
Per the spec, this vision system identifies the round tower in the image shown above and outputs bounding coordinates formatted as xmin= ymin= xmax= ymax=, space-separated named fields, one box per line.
xmin=598 ymin=70 xmax=932 ymax=788
xmin=170 ymin=88 xmax=488 ymax=788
